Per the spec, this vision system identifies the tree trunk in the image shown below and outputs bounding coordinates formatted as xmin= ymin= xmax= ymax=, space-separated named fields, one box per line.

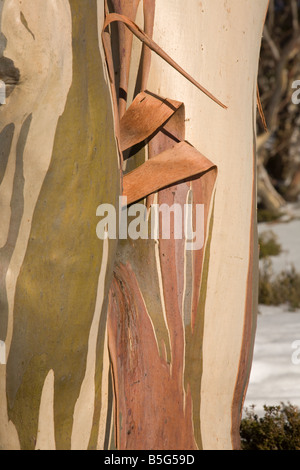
xmin=0 ymin=0 xmax=268 ymax=450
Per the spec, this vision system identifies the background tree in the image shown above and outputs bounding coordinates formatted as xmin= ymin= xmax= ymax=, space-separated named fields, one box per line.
xmin=257 ymin=0 xmax=300 ymax=213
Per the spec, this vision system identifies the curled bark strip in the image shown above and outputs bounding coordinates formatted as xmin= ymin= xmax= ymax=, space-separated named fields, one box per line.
xmin=123 ymin=141 xmax=216 ymax=205
xmin=120 ymin=90 xmax=183 ymax=151
xmin=109 ymin=1 xmax=141 ymax=118
xmin=103 ymin=13 xmax=227 ymax=109
xmin=139 ymin=0 xmax=156 ymax=91
xmin=101 ymin=26 xmax=121 ymax=148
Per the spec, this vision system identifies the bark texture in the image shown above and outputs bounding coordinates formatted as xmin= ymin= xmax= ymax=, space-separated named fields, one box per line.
xmin=0 ymin=0 xmax=268 ymax=450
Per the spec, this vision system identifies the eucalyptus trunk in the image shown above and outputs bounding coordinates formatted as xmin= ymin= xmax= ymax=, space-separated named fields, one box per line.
xmin=0 ymin=0 xmax=268 ymax=450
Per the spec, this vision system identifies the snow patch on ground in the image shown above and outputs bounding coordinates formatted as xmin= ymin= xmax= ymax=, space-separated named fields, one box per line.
xmin=244 ymin=204 xmax=300 ymax=416
xmin=244 ymin=305 xmax=300 ymax=415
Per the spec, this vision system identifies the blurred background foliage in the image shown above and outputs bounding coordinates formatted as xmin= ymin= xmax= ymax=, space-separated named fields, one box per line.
xmin=257 ymin=0 xmax=300 ymax=218
xmin=241 ymin=403 xmax=300 ymax=450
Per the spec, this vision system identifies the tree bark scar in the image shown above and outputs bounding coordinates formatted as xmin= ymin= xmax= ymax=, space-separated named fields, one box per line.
xmin=20 ymin=12 xmax=36 ymax=41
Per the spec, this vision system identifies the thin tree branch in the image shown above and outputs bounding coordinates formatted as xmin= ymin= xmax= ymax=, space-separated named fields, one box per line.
xmin=263 ymin=24 xmax=280 ymax=61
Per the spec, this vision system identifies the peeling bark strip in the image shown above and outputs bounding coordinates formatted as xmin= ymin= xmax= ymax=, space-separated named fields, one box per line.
xmin=109 ymin=0 xmax=141 ymax=118
xmin=102 ymin=12 xmax=227 ymax=111
xmin=123 ymin=141 xmax=216 ymax=205
xmin=119 ymin=91 xmax=183 ymax=152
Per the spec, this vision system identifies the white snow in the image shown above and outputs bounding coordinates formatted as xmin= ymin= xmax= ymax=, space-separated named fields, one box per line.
xmin=243 ymin=203 xmax=300 ymax=416
xmin=244 ymin=305 xmax=300 ymax=415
